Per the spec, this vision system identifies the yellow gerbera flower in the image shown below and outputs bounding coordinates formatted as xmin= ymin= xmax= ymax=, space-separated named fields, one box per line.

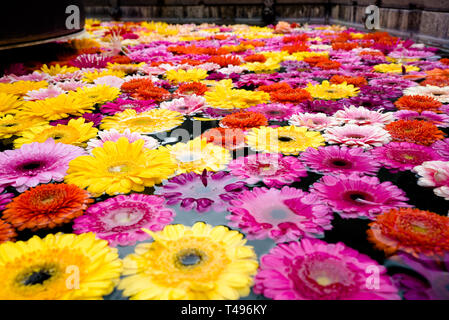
xmin=14 ymin=118 xmax=98 ymax=148
xmin=39 ymin=64 xmax=80 ymax=76
xmin=0 ymin=232 xmax=122 ymax=300
xmin=246 ymin=125 xmax=325 ymax=155
xmin=242 ymin=58 xmax=280 ymax=73
xmin=82 ymin=69 xmax=126 ymax=83
xmin=165 ymin=68 xmax=208 ymax=84
xmin=0 ymin=92 xmax=23 ymax=116
xmin=20 ymin=92 xmax=94 ymax=121
xmin=106 ymin=62 xmax=145 ymax=74
xmin=73 ymin=84 xmax=121 ymax=106
xmin=0 ymin=114 xmax=47 ymax=140
xmin=373 ymin=63 xmax=420 ymax=73
xmin=205 ymin=83 xmax=270 ymax=109
xmin=119 ymin=222 xmax=258 ymax=300
xmin=0 ymin=81 xmax=48 ymax=96
xmin=68 ymin=38 xmax=101 ymax=50
xmin=305 ymin=81 xmax=359 ymax=100
xmin=167 ymin=138 xmax=231 ymax=174
xmin=100 ymin=109 xmax=184 ymax=134
xmin=65 ymin=137 xmax=176 ymax=196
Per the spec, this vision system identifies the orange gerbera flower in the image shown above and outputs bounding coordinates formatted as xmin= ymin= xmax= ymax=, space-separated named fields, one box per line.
xmin=395 ymin=95 xmax=442 ymax=113
xmin=282 ymin=42 xmax=309 ymax=54
xmin=368 ymin=208 xmax=449 ymax=257
xmin=201 ymin=127 xmax=245 ymax=150
xmin=330 ymin=75 xmax=368 ymax=87
xmin=440 ymin=58 xmax=449 ymax=65
xmin=134 ymin=85 xmax=171 ymax=102
xmin=121 ymin=78 xmax=153 ymax=94
xmin=0 ymin=219 xmax=16 ymax=244
xmin=420 ymin=76 xmax=449 ymax=87
xmin=110 ymin=55 xmax=132 ymax=64
xmin=174 ymin=82 xmax=208 ymax=96
xmin=208 ymin=55 xmax=242 ymax=67
xmin=257 ymin=82 xmax=292 ymax=93
xmin=219 ymin=111 xmax=268 ymax=130
xmin=359 ymin=51 xmax=385 ymax=57
xmin=282 ymin=34 xmax=308 ymax=43
xmin=426 ymin=68 xmax=449 ymax=78
xmin=151 ymin=61 xmax=174 ymax=67
xmin=3 ymin=183 xmax=92 ymax=231
xmin=240 ymin=40 xmax=265 ymax=47
xmin=303 ymin=56 xmax=329 ymax=67
xmin=316 ymin=60 xmax=341 ymax=70
xmin=180 ymin=58 xmax=204 ymax=66
xmin=385 ymin=120 xmax=445 ymax=146
xmin=244 ymin=54 xmax=267 ymax=63
xmin=331 ymin=42 xmax=358 ymax=51
xmin=270 ymin=88 xmax=313 ymax=104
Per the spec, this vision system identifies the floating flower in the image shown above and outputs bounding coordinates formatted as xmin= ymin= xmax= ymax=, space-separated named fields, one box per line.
xmin=403 ymin=85 xmax=449 ymax=104
xmin=73 ymin=84 xmax=121 ymax=107
xmin=333 ymin=106 xmax=394 ymax=126
xmin=253 ymin=238 xmax=399 ymax=300
xmin=93 ymin=75 xmax=125 ymax=88
xmin=395 ymin=95 xmax=442 ymax=113
xmin=119 ymin=222 xmax=258 ymax=300
xmin=323 ymin=124 xmax=391 ymax=149
xmin=300 ymin=145 xmax=380 ymax=175
xmin=160 ymin=95 xmax=206 ymax=115
xmin=311 ymin=174 xmax=410 ymax=219
xmin=373 ymin=63 xmax=420 ymax=73
xmin=227 ymin=186 xmax=332 ymax=242
xmin=99 ymin=98 xmax=155 ymax=115
xmin=247 ymin=103 xmax=301 ymax=121
xmin=368 ymin=208 xmax=449 ymax=257
xmin=227 ymin=153 xmax=307 ymax=187
xmin=0 ymin=220 xmax=16 ymax=244
xmin=0 ymin=188 xmax=14 ymax=212
xmin=205 ymin=82 xmax=270 ymax=109
xmin=65 ymin=137 xmax=176 ymax=196
xmin=431 ymin=139 xmax=449 ymax=160
xmin=165 ymin=68 xmax=208 ymax=84
xmin=167 ymin=138 xmax=231 ymax=174
xmin=385 ymin=120 xmax=445 ymax=146
xmin=0 ymin=114 xmax=47 ymax=140
xmin=246 ymin=126 xmax=325 ymax=155
xmin=219 ymin=111 xmax=268 ymax=129
xmin=299 ymin=99 xmax=345 ymax=115
xmin=200 ymin=127 xmax=245 ymax=150
xmin=86 ymin=128 xmax=159 ymax=153
xmin=174 ymin=82 xmax=208 ymax=97
xmin=394 ymin=110 xmax=449 ymax=127
xmin=345 ymin=95 xmax=396 ymax=111
xmin=413 ymin=160 xmax=449 ymax=200
xmin=73 ymin=194 xmax=175 ymax=246
xmin=0 ymin=232 xmax=122 ymax=299
xmin=3 ymin=183 xmax=91 ymax=231
xmin=0 ymin=139 xmax=85 ymax=192
xmin=0 ymin=81 xmax=48 ymax=96
xmin=305 ymin=81 xmax=359 ymax=100
xmin=134 ymin=85 xmax=171 ymax=102
xmin=0 ymin=92 xmax=23 ymax=116
xmin=270 ymin=88 xmax=312 ymax=104
xmin=289 ymin=112 xmax=339 ymax=131
xmin=23 ymin=86 xmax=65 ymax=101
xmin=155 ymin=171 xmax=247 ymax=213
xmin=100 ymin=109 xmax=184 ymax=134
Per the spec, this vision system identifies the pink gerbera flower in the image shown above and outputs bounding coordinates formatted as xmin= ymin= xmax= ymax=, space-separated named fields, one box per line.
xmin=0 ymin=139 xmax=86 ymax=192
xmin=333 ymin=106 xmax=394 ymax=126
xmin=371 ymin=142 xmax=443 ymax=172
xmin=310 ymin=174 xmax=410 ymax=219
xmin=227 ymin=153 xmax=307 ymax=187
xmin=86 ymin=128 xmax=160 ymax=153
xmin=0 ymin=188 xmax=14 ymax=212
xmin=253 ymin=238 xmax=400 ymax=300
xmin=93 ymin=75 xmax=125 ymax=88
xmin=54 ymin=79 xmax=89 ymax=91
xmin=432 ymin=139 xmax=449 ymax=160
xmin=395 ymin=110 xmax=449 ymax=128
xmin=227 ymin=186 xmax=333 ymax=242
xmin=23 ymin=86 xmax=65 ymax=101
xmin=413 ymin=161 xmax=449 ymax=200
xmin=99 ymin=98 xmax=156 ymax=115
xmin=289 ymin=112 xmax=339 ymax=131
xmin=323 ymin=124 xmax=391 ymax=149
xmin=300 ymin=145 xmax=380 ymax=175
xmin=73 ymin=194 xmax=175 ymax=246
xmin=71 ymin=54 xmax=111 ymax=69
xmin=248 ymin=103 xmax=302 ymax=121
xmin=159 ymin=95 xmax=206 ymax=115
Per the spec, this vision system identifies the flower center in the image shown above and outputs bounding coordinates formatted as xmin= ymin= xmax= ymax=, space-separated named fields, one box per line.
xmin=108 ymin=163 xmax=131 ymax=173
xmin=175 ymin=248 xmax=207 ymax=269
xmin=345 ymin=134 xmax=365 ymax=139
xmin=20 ymin=161 xmax=43 ymax=171
xmin=2 ymin=122 xmax=18 ymax=128
xmin=278 ymin=136 xmax=293 ymax=142
xmin=176 ymin=152 xmax=202 ymax=163
xmin=23 ymin=270 xmax=52 ymax=286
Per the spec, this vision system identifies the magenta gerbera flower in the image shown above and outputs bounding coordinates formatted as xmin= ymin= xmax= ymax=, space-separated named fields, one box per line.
xmin=227 ymin=153 xmax=307 ymax=187
xmin=394 ymin=110 xmax=449 ymax=128
xmin=99 ymin=98 xmax=156 ymax=115
xmin=227 ymin=186 xmax=332 ymax=242
xmin=71 ymin=54 xmax=112 ymax=69
xmin=371 ymin=142 xmax=443 ymax=172
xmin=86 ymin=128 xmax=160 ymax=153
xmin=432 ymin=139 xmax=449 ymax=160
xmin=253 ymin=238 xmax=400 ymax=300
xmin=310 ymin=174 xmax=410 ymax=219
xmin=300 ymin=145 xmax=380 ymax=175
xmin=73 ymin=194 xmax=175 ymax=247
xmin=154 ymin=171 xmax=247 ymax=213
xmin=323 ymin=124 xmax=391 ymax=149
xmin=0 ymin=188 xmax=13 ymax=212
xmin=247 ymin=103 xmax=302 ymax=121
xmin=0 ymin=140 xmax=86 ymax=192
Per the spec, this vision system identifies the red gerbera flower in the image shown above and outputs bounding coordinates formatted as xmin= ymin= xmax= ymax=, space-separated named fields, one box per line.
xmin=395 ymin=95 xmax=442 ymax=113
xmin=201 ymin=127 xmax=245 ymax=150
xmin=121 ymin=78 xmax=153 ymax=94
xmin=270 ymin=88 xmax=313 ymax=104
xmin=420 ymin=76 xmax=449 ymax=87
xmin=134 ymin=85 xmax=171 ymax=102
xmin=385 ymin=120 xmax=445 ymax=146
xmin=244 ymin=54 xmax=267 ymax=63
xmin=330 ymin=75 xmax=368 ymax=87
xmin=0 ymin=219 xmax=16 ymax=244
xmin=332 ymin=42 xmax=358 ymax=51
xmin=257 ymin=82 xmax=292 ymax=93
xmin=109 ymin=55 xmax=132 ymax=64
xmin=303 ymin=56 xmax=329 ymax=67
xmin=174 ymin=82 xmax=208 ymax=97
xmin=219 ymin=111 xmax=268 ymax=130
xmin=208 ymin=55 xmax=242 ymax=67
xmin=282 ymin=42 xmax=309 ymax=54
xmin=316 ymin=60 xmax=342 ymax=70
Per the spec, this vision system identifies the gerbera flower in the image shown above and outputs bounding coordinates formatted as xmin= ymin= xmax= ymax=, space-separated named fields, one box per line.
xmin=219 ymin=111 xmax=268 ymax=130
xmin=299 ymin=99 xmax=345 ymax=115
xmin=0 ymin=188 xmax=13 ymax=212
xmin=65 ymin=137 xmax=176 ymax=196
xmin=200 ymin=127 xmax=245 ymax=150
xmin=86 ymin=128 xmax=159 ymax=153
xmin=100 ymin=109 xmax=184 ymax=134
xmin=14 ymin=118 xmax=98 ymax=148
xmin=99 ymin=98 xmax=155 ymax=115
xmin=247 ymin=103 xmax=301 ymax=121
xmin=0 ymin=219 xmax=16 ymax=244
xmin=134 ymin=85 xmax=171 ymax=102
xmin=270 ymin=88 xmax=312 ymax=104
xmin=403 ymin=85 xmax=449 ymax=103
xmin=333 ymin=106 xmax=394 ymax=126
xmin=165 ymin=68 xmax=208 ymax=84
xmin=311 ymin=174 xmax=410 ymax=219
xmin=71 ymin=54 xmax=111 ymax=69
xmin=253 ymin=238 xmax=399 ymax=300
xmin=305 ymin=81 xmax=359 ymax=100
xmin=3 ymin=183 xmax=91 ymax=231
xmin=395 ymin=95 xmax=442 ymax=113
xmin=369 ymin=76 xmax=417 ymax=89
xmin=0 ymin=92 xmax=23 ymax=116
xmin=385 ymin=120 xmax=445 ymax=146
xmin=155 ymin=171 xmax=247 ymax=213
xmin=73 ymin=194 xmax=175 ymax=247
xmin=394 ymin=110 xmax=449 ymax=127
xmin=82 ymin=69 xmax=125 ymax=83
xmin=432 ymin=139 xmax=449 ymax=160
xmin=167 ymin=138 xmax=231 ymax=174
xmin=39 ymin=64 xmax=80 ymax=76
xmin=368 ymin=208 xmax=449 ymax=257
xmin=93 ymin=75 xmax=125 ymax=88
xmin=23 ymin=86 xmax=65 ymax=101
xmin=73 ymin=84 xmax=121 ymax=107
xmin=371 ymin=142 xmax=442 ymax=172
xmin=289 ymin=112 xmax=339 ymax=131
xmin=0 ymin=140 xmax=85 ymax=192
xmin=0 ymin=232 xmax=122 ymax=299
xmin=205 ymin=83 xmax=270 ymax=109
xmin=300 ymin=145 xmax=380 ymax=175
xmin=330 ymin=75 xmax=368 ymax=87
xmin=0 ymin=114 xmax=47 ymax=140
xmin=119 ymin=222 xmax=258 ymax=300
xmin=160 ymin=95 xmax=206 ymax=115
xmin=345 ymin=96 xmax=396 ymax=111
xmin=227 ymin=153 xmax=308 ymax=187
xmin=174 ymin=82 xmax=208 ymax=97
xmin=323 ymin=124 xmax=391 ymax=149
xmin=413 ymin=160 xmax=449 ymax=200
xmin=120 ymin=78 xmax=154 ymax=94
xmin=0 ymin=81 xmax=48 ymax=96
xmin=373 ymin=63 xmax=420 ymax=73
xmin=227 ymin=186 xmax=332 ymax=242
xmin=246 ymin=126 xmax=325 ymax=155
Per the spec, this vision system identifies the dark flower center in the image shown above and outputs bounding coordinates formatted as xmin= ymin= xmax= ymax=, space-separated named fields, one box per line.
xmin=331 ymin=159 xmax=351 ymax=168
xmin=20 ymin=161 xmax=43 ymax=171
xmin=176 ymin=248 xmax=206 ymax=268
xmin=278 ymin=136 xmax=293 ymax=142
xmin=23 ymin=270 xmax=52 ymax=286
